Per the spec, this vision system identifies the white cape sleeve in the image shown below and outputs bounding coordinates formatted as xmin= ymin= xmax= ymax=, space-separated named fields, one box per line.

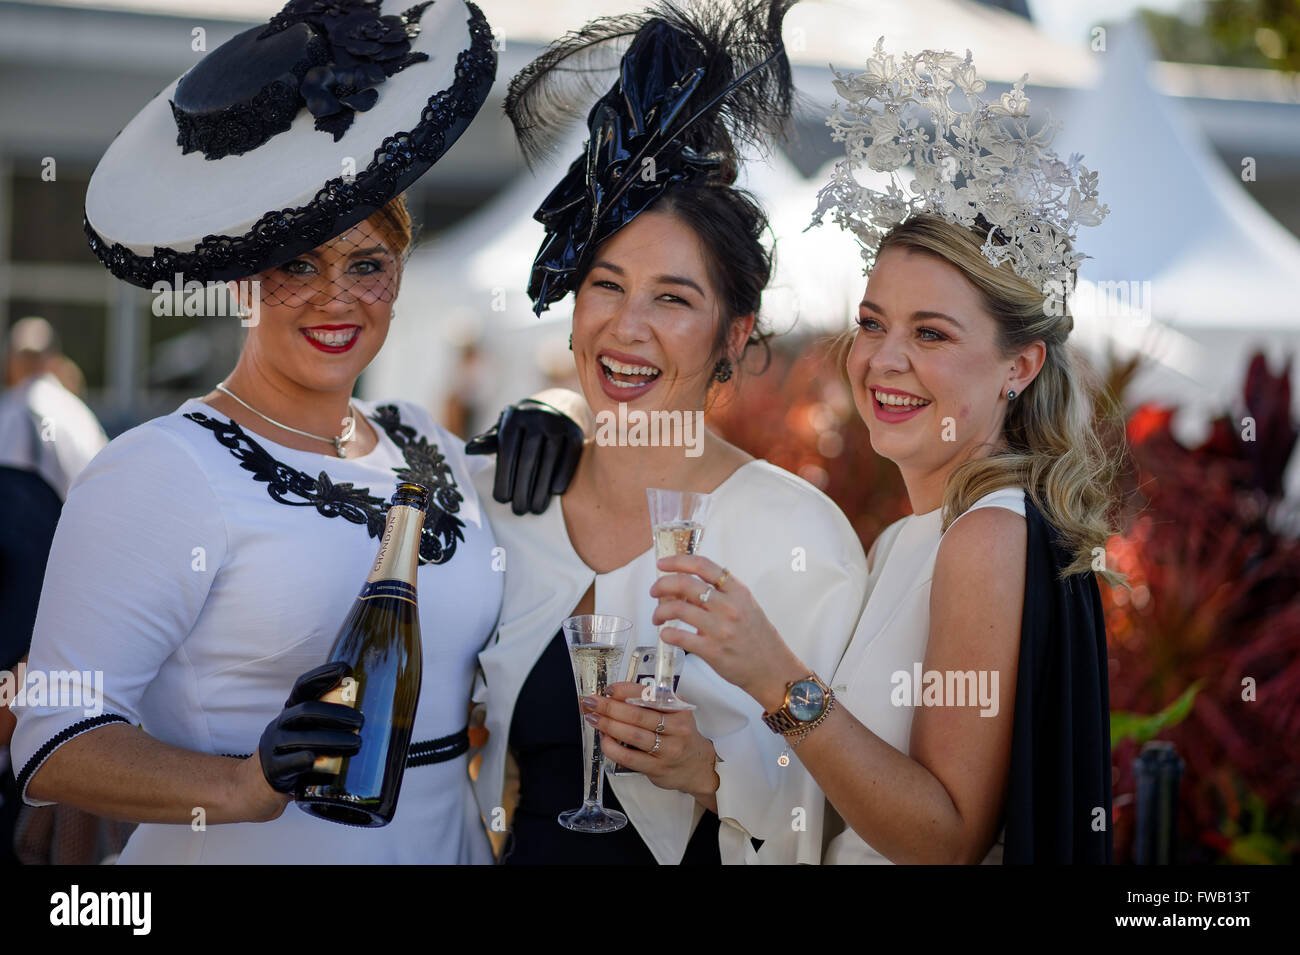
xmin=706 ymin=483 xmax=868 ymax=864
xmin=10 ymin=422 xmax=227 ymax=804
xmin=607 ymin=465 xmax=869 ymax=865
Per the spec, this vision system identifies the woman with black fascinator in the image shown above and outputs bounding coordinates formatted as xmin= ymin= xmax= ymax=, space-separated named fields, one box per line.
xmin=470 ymin=0 xmax=869 ymax=865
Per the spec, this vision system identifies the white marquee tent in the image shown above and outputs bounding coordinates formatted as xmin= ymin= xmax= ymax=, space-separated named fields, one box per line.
xmin=1058 ymin=20 xmax=1300 ymax=466
xmin=364 ymin=0 xmax=1091 ymax=423
xmin=366 ymin=8 xmax=1299 ymax=500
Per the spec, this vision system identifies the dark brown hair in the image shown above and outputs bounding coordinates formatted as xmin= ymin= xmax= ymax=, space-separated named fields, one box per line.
xmin=645 ymin=182 xmax=775 ymax=381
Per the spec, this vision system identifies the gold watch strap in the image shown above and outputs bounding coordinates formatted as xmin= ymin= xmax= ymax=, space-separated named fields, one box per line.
xmin=787 ymin=691 xmax=836 ymax=747
xmin=761 ymin=674 xmax=831 ymax=735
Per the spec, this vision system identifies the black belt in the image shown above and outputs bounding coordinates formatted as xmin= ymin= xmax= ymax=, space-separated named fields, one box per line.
xmin=407 ymin=727 xmax=470 ymax=767
xmin=226 ymin=726 xmax=469 ymax=768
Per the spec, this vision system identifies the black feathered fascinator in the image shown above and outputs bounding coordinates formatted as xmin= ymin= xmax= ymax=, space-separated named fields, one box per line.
xmin=505 ymin=0 xmax=796 ymax=315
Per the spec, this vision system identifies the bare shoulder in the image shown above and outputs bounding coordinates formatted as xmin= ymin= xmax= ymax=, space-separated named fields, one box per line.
xmin=934 ymin=508 xmax=1028 ymax=603
xmin=941 ymin=505 xmax=1026 ymax=554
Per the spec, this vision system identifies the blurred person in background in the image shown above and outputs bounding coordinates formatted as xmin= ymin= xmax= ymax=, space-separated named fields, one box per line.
xmin=443 ymin=340 xmax=493 ymax=439
xmin=0 ymin=315 xmax=109 ymax=864
xmin=0 ymin=316 xmax=107 ymax=499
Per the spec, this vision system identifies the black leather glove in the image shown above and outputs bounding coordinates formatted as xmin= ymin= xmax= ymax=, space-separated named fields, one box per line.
xmin=257 ymin=661 xmax=364 ymax=794
xmin=465 ymin=398 xmax=584 ymax=516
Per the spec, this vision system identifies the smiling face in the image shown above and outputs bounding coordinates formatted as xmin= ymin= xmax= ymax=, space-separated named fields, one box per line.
xmin=846 ymin=246 xmax=1022 ymax=487
xmin=237 ymin=220 xmax=401 ymax=395
xmin=572 ymin=210 xmax=750 ymax=415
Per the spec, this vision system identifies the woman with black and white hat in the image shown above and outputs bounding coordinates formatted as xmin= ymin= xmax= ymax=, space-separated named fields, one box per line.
xmin=9 ymin=0 xmax=583 ymax=864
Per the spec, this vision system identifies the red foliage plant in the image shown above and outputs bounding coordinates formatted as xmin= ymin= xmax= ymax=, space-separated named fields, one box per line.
xmin=712 ymin=336 xmax=1300 ymax=864
xmin=1102 ymin=352 xmax=1300 ymax=863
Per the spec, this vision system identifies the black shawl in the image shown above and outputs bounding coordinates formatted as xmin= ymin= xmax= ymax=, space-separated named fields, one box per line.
xmin=1002 ymin=494 xmax=1114 ymax=863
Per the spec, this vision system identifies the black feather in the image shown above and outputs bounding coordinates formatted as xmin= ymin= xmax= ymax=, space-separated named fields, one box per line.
xmin=504 ymin=0 xmax=797 ymax=171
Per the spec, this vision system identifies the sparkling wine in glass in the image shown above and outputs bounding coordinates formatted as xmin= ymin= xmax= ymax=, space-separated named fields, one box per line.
xmin=559 ymin=614 xmax=634 ymax=833
xmin=607 ymin=644 xmax=684 ymax=776
xmin=629 ymin=487 xmax=712 ymax=712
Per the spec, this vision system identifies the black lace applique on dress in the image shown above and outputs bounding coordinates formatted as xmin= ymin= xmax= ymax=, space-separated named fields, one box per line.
xmin=184 ymin=403 xmax=465 ymax=565
xmin=369 ymin=403 xmax=465 ymax=564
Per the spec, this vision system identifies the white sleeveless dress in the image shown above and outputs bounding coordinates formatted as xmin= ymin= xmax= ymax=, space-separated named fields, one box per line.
xmin=822 ymin=486 xmax=1026 ymax=865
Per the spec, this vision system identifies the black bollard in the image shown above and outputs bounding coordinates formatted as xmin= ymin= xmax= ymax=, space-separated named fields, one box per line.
xmin=1133 ymin=740 xmax=1184 ymax=864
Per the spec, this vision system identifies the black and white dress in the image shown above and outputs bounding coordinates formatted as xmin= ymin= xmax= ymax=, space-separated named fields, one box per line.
xmin=472 ymin=460 xmax=870 ymax=864
xmin=11 ymin=397 xmax=501 ymax=864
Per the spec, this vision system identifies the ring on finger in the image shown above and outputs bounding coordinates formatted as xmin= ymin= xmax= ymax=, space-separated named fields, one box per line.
xmin=716 ymin=567 xmax=731 ymax=589
xmin=650 ymin=732 xmax=662 ymax=756
xmin=699 ymin=585 xmax=714 ymax=604
xmin=654 ymin=715 xmax=666 ymax=734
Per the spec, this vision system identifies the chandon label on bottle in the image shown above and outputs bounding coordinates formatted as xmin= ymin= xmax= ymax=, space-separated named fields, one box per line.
xmin=366 ymin=503 xmax=423 ymax=586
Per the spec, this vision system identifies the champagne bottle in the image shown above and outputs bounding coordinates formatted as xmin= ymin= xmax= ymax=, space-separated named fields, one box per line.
xmin=296 ymin=481 xmax=427 ymax=827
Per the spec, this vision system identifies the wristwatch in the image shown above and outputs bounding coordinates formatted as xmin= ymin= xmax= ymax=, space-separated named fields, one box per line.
xmin=761 ymin=674 xmax=835 ymax=746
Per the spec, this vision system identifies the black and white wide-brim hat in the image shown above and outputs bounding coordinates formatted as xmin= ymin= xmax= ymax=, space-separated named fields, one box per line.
xmin=85 ymin=0 xmax=496 ymax=289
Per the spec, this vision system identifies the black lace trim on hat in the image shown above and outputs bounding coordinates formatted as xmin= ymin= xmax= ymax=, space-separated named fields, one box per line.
xmin=183 ymin=402 xmax=465 ymax=565
xmin=85 ymin=2 xmax=495 ymax=289
xmin=169 ymin=43 xmax=330 ymax=161
xmin=16 ymin=714 xmax=132 ymax=801
xmin=170 ymin=1 xmax=439 ymax=160
xmin=268 ymin=2 xmax=438 ymax=142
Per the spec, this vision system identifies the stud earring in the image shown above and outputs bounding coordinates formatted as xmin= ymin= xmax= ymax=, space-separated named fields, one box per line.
xmin=1006 ymin=388 xmax=1017 ymax=400
xmin=712 ymin=358 xmax=733 ymax=383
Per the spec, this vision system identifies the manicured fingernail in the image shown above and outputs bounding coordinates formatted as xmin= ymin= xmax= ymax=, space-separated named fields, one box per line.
xmin=580 ymin=696 xmax=597 ymax=710
xmin=583 ymin=713 xmax=600 ymax=726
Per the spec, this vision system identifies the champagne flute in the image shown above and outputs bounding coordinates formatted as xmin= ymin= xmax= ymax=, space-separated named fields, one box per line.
xmin=559 ymin=613 xmax=634 ymax=832
xmin=628 ymin=487 xmax=711 ymax=712
xmin=607 ymin=644 xmax=685 ymax=776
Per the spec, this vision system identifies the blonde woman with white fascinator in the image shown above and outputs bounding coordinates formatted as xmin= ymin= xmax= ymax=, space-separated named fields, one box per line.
xmin=652 ymin=40 xmax=1126 ymax=864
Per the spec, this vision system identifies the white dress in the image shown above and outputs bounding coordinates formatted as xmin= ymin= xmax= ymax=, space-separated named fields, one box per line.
xmin=0 ymin=371 xmax=107 ymax=499
xmin=822 ymin=486 xmax=1025 ymax=865
xmin=472 ymin=459 xmax=869 ymax=864
xmin=10 ymin=397 xmax=501 ymax=864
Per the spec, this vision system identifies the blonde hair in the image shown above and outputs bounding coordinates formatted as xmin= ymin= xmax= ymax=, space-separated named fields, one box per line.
xmin=876 ymin=214 xmax=1126 ymax=586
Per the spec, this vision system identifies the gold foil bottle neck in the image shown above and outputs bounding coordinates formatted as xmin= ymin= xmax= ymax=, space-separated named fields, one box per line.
xmin=366 ymin=503 xmax=425 ymax=586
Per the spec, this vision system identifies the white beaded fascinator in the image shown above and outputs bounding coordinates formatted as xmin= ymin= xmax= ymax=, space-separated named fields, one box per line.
xmin=809 ymin=38 xmax=1108 ymax=310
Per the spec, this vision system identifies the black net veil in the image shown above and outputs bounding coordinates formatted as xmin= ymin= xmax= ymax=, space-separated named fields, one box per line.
xmin=232 ymin=208 xmax=415 ymax=315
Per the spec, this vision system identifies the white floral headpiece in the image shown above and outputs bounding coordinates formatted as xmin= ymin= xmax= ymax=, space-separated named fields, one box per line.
xmin=809 ymin=38 xmax=1108 ymax=310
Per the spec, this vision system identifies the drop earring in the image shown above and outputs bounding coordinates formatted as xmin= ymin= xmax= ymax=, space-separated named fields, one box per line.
xmin=712 ymin=358 xmax=733 ymax=382
xmin=568 ymin=333 xmax=573 ymax=351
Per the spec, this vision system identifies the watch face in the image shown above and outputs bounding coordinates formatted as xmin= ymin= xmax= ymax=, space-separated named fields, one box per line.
xmin=788 ymin=680 xmax=826 ymax=722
